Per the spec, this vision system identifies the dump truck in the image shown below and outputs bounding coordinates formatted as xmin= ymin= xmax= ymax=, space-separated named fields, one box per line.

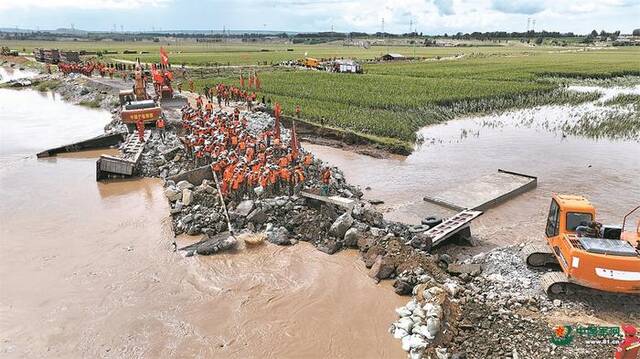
xmin=522 ymin=194 xmax=640 ymax=295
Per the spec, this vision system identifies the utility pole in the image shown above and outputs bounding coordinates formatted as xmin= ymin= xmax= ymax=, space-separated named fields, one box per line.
xmin=413 ymin=18 xmax=418 ymax=59
xmin=381 ymin=17 xmax=386 ymax=54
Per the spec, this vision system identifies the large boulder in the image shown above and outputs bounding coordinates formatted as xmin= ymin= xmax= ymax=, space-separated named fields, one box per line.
xmin=164 ymin=187 xmax=181 ymax=202
xmin=317 ymin=239 xmax=341 ymax=254
xmin=368 ymin=255 xmax=396 ymax=280
xmin=196 ymin=234 xmax=237 ymax=255
xmin=177 ymin=180 xmax=194 ymax=190
xmin=343 ymin=227 xmax=361 ymax=247
xmin=182 ymin=189 xmax=193 ymax=206
xmin=267 ymin=226 xmax=292 ymax=245
xmin=247 ymin=208 xmax=268 ymax=224
xmin=234 ymin=200 xmax=254 ymax=217
xmin=329 ymin=212 xmax=354 ymax=239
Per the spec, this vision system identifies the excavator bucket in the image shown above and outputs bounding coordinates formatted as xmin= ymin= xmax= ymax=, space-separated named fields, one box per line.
xmin=160 ymin=94 xmax=188 ymax=109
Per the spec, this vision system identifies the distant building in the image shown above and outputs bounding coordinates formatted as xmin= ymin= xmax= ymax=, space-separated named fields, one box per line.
xmin=381 ymin=53 xmax=405 ymax=61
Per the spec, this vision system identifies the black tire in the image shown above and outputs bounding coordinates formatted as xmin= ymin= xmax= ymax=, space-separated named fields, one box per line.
xmin=422 ymin=216 xmax=442 ymax=227
xmin=409 ymin=224 xmax=430 ymax=233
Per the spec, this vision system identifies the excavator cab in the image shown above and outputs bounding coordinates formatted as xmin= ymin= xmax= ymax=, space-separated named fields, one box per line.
xmin=523 ymin=194 xmax=640 ymax=295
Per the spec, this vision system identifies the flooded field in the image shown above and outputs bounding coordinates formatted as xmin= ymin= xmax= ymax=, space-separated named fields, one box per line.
xmin=307 ymin=85 xmax=640 ymax=253
xmin=0 ymin=85 xmax=405 ymax=358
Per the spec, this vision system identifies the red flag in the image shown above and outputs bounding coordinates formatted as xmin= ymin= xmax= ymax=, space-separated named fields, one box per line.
xmin=274 ymin=102 xmax=281 ymax=140
xmin=291 ymin=121 xmax=299 ymax=158
xmin=159 ymin=47 xmax=169 ymax=65
xmin=240 ymin=73 xmax=245 ymax=88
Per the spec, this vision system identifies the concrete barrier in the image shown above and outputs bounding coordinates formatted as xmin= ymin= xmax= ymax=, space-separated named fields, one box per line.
xmin=37 ymin=132 xmax=126 ymax=158
xmin=167 ymin=164 xmax=213 ymax=185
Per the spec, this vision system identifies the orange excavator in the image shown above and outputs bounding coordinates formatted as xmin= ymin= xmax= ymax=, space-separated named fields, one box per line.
xmin=522 ymin=194 xmax=639 ymax=295
xmin=119 ymin=65 xmax=162 ymax=131
xmin=151 ymin=67 xmax=174 ymax=100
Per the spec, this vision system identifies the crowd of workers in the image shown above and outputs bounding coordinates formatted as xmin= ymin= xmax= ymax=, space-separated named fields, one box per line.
xmin=179 ymin=100 xmax=330 ymax=199
xmin=195 ymin=83 xmax=258 ymax=110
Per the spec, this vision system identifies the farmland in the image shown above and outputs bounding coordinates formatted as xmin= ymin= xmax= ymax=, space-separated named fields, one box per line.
xmin=6 ymin=39 xmax=571 ymax=66
xmin=184 ymin=47 xmax=640 ymax=149
xmin=4 ymin=39 xmax=640 ymax=149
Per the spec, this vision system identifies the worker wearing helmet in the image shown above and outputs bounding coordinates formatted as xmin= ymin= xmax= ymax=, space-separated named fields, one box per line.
xmin=616 ymin=324 xmax=640 ymax=359
xmin=156 ymin=114 xmax=166 ymax=143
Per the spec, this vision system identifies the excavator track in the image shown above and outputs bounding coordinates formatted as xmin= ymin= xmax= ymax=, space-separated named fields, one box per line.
xmin=540 ymin=271 xmax=571 ymax=295
xmin=520 ymin=243 xmax=559 ymax=268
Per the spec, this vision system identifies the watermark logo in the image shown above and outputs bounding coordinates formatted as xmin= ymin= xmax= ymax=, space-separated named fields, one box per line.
xmin=550 ymin=325 xmax=623 ymax=346
xmin=551 ymin=325 xmax=575 ymax=346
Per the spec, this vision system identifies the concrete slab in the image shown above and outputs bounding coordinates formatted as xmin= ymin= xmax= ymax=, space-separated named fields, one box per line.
xmin=423 ymin=169 xmax=537 ymax=211
xmin=299 ymin=191 xmax=356 ymax=210
xmin=37 ymin=132 xmax=126 ymax=158
xmin=167 ymin=165 xmax=214 ymax=186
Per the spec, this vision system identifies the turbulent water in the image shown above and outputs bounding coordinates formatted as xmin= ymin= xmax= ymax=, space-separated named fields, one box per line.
xmin=308 ymin=85 xmax=640 ymax=254
xmin=0 ymin=84 xmax=405 ymax=358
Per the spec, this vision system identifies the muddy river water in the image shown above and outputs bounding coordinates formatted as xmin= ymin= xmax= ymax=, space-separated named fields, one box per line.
xmin=0 ymin=86 xmax=405 ymax=358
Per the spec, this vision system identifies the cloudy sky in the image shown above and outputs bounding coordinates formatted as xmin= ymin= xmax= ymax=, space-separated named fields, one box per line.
xmin=0 ymin=0 xmax=638 ymax=34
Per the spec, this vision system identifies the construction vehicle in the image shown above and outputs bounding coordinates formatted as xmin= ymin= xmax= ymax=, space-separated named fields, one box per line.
xmin=119 ymin=66 xmax=162 ymax=130
xmin=522 ymin=194 xmax=640 ymax=295
xmin=300 ymin=57 xmax=320 ymax=68
xmin=151 ymin=67 xmax=174 ymax=100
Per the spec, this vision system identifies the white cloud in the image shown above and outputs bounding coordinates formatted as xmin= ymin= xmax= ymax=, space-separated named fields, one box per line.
xmin=0 ymin=0 xmax=172 ymax=11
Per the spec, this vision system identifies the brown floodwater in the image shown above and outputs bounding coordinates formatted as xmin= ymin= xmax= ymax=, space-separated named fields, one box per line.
xmin=307 ymin=85 xmax=640 ymax=253
xmin=0 ymin=87 xmax=405 ymax=358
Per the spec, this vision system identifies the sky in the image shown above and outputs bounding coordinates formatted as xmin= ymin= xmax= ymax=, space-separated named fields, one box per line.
xmin=0 ymin=0 xmax=639 ymax=34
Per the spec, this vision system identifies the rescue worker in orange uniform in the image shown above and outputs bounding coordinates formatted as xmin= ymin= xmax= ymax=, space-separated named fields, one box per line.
xmin=616 ymin=324 xmax=640 ymax=359
xmin=320 ymin=167 xmax=331 ymax=196
xmin=135 ymin=119 xmax=145 ymax=142
xmin=156 ymin=114 xmax=166 ymax=142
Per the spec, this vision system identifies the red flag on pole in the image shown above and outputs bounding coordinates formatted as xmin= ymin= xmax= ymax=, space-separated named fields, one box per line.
xmin=274 ymin=102 xmax=281 ymax=140
xmin=291 ymin=121 xmax=299 ymax=158
xmin=159 ymin=47 xmax=169 ymax=65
